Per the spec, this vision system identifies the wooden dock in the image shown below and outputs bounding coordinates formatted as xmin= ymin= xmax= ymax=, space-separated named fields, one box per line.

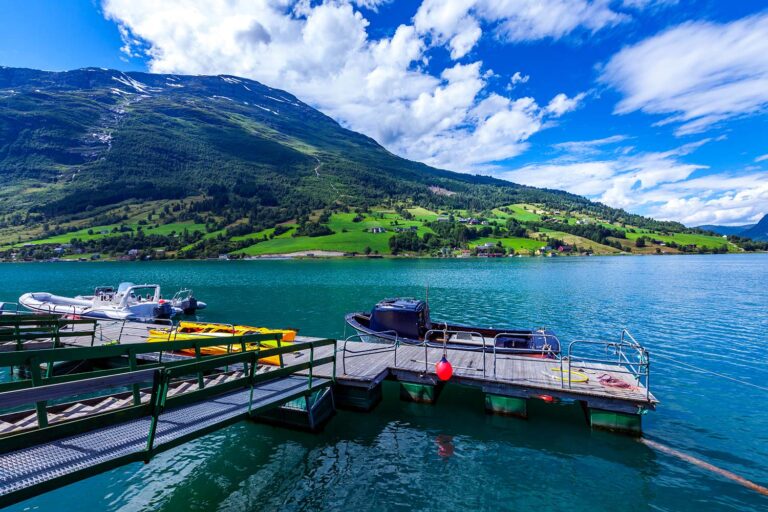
xmin=61 ymin=320 xmax=656 ymax=433
xmin=287 ymin=340 xmax=656 ymax=426
xmin=0 ymin=315 xmax=659 ymax=506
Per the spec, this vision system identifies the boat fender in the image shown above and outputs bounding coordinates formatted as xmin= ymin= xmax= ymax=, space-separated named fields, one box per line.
xmin=436 ymin=356 xmax=453 ymax=381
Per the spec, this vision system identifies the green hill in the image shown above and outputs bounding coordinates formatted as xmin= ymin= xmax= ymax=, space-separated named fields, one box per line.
xmin=0 ymin=67 xmax=762 ymax=259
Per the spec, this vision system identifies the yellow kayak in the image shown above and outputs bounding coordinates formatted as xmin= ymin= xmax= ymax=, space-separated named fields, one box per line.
xmin=148 ymin=321 xmax=297 ymax=366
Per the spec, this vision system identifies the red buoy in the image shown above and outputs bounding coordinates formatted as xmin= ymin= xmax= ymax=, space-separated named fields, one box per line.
xmin=435 ymin=356 xmax=453 ymax=381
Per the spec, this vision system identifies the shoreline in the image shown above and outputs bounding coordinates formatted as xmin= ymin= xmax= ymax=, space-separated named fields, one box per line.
xmin=1 ymin=250 xmax=765 ymax=263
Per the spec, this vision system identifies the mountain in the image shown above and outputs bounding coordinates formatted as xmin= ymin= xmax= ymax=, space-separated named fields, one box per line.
xmin=697 ymin=215 xmax=768 ymax=241
xmin=739 ymin=214 xmax=768 ymax=241
xmin=0 ymin=66 xmax=753 ymax=258
xmin=696 ymin=224 xmax=754 ymax=236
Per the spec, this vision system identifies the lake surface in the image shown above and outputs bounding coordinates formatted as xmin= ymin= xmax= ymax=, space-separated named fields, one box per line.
xmin=1 ymin=255 xmax=767 ymax=511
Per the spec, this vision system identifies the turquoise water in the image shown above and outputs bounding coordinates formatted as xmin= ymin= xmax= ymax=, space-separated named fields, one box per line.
xmin=1 ymin=255 xmax=767 ymax=511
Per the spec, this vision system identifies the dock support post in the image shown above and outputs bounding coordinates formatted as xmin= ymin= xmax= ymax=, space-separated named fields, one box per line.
xmin=333 ymin=383 xmax=382 ymax=411
xmin=484 ymin=394 xmax=527 ymax=418
xmin=399 ymin=382 xmax=441 ymax=404
xmin=255 ymin=388 xmax=335 ymax=432
xmin=588 ymin=408 xmax=642 ymax=435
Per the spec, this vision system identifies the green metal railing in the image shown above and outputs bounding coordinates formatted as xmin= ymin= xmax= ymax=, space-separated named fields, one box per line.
xmin=0 ymin=337 xmax=337 ymax=455
xmin=0 ymin=315 xmax=97 ymax=352
xmin=0 ymin=331 xmax=279 ymax=391
xmin=0 ymin=337 xmax=337 ymax=508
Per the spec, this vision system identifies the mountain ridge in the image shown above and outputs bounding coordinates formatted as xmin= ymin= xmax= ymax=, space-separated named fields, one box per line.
xmin=739 ymin=214 xmax=768 ymax=241
xmin=697 ymin=214 xmax=767 ymax=241
xmin=1 ymin=66 xmax=762 ymax=258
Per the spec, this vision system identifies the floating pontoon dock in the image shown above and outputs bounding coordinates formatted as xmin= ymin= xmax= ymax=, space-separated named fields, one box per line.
xmin=54 ymin=318 xmax=657 ymax=427
xmin=0 ymin=315 xmax=656 ymax=507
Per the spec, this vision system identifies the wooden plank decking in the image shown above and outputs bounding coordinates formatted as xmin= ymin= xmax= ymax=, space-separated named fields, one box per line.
xmin=284 ymin=342 xmax=656 ymax=410
xmin=55 ymin=320 xmax=655 ymax=412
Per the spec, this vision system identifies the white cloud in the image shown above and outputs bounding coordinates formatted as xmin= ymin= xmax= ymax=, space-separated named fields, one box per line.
xmin=501 ymin=139 xmax=768 ymax=225
xmin=756 ymin=154 xmax=768 ymax=163
xmin=510 ymin=71 xmax=529 ymax=87
xmin=545 ymin=92 xmax=586 ymax=117
xmin=553 ymin=135 xmax=629 ymax=155
xmin=601 ymin=13 xmax=768 ymax=135
xmin=620 ymin=0 xmax=678 ymax=9
xmin=414 ymin=0 xmax=627 ymax=58
xmin=652 ymin=175 xmax=768 ymax=226
xmin=103 ymin=0 xmax=583 ymax=173
xmin=352 ymin=0 xmax=391 ymax=10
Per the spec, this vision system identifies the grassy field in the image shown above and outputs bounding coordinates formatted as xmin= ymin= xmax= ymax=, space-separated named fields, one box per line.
xmin=238 ymin=229 xmax=390 ymax=255
xmin=469 ymin=237 xmax=543 ymax=252
xmin=4 ymin=198 xmax=745 ymax=258
xmin=12 ymin=221 xmax=207 ymax=247
xmin=534 ymin=229 xmax=620 ymax=254
xmin=405 ymin=207 xmax=440 ymax=222
xmin=624 ymin=230 xmax=733 ymax=250
xmin=236 ymin=211 xmax=434 ymax=255
xmin=491 ymin=204 xmax=542 ymax=223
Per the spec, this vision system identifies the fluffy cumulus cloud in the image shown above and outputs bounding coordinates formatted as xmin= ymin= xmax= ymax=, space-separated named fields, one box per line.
xmin=413 ymin=0 xmax=626 ymax=58
xmin=502 ymin=137 xmax=768 ymax=225
xmin=102 ymin=0 xmax=585 ymax=172
xmin=600 ymin=12 xmax=768 ymax=135
xmin=101 ymin=0 xmax=766 ymax=225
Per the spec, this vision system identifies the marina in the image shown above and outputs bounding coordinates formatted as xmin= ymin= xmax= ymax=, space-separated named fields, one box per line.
xmin=60 ymin=316 xmax=656 ymax=425
xmin=0 ymin=307 xmax=656 ymax=507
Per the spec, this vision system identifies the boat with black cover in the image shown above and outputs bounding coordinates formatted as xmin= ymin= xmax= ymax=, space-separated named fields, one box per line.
xmin=345 ymin=298 xmax=559 ymax=356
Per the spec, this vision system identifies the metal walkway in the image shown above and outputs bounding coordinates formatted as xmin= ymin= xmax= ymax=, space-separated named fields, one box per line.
xmin=0 ymin=375 xmax=329 ymax=503
xmin=0 ymin=326 xmax=337 ymax=507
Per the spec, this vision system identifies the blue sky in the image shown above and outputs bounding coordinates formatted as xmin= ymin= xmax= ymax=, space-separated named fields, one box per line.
xmin=1 ymin=0 xmax=766 ymax=226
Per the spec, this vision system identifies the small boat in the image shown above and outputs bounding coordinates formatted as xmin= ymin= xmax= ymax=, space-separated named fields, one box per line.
xmin=345 ymin=298 xmax=559 ymax=356
xmin=19 ymin=283 xmax=179 ymax=322
xmin=147 ymin=321 xmax=297 ymax=366
xmin=169 ymin=289 xmax=207 ymax=315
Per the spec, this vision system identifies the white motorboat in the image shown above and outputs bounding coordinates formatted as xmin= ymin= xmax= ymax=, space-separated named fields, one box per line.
xmin=19 ymin=282 xmax=180 ymax=322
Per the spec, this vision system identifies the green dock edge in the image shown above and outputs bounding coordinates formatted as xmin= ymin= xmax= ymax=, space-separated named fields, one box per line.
xmin=484 ymin=394 xmax=527 ymax=418
xmin=588 ymin=408 xmax=642 ymax=435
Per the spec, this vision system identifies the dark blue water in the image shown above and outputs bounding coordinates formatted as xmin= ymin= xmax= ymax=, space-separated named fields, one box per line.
xmin=1 ymin=255 xmax=766 ymax=510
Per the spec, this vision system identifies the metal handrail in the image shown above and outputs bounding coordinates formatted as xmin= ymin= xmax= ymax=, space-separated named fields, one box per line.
xmin=566 ymin=330 xmax=650 ymax=399
xmin=422 ymin=328 xmax=488 ymax=374
xmin=341 ymin=331 xmax=399 ymax=374
xmin=0 ymin=303 xmax=20 ymax=315
xmin=490 ymin=331 xmax=560 ymax=378
xmin=0 ymin=337 xmax=337 ymax=452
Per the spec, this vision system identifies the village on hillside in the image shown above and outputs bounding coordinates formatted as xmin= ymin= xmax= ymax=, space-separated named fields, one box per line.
xmin=1 ymin=201 xmax=756 ymax=262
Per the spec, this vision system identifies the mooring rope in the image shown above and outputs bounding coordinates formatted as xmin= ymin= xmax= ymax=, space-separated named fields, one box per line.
xmin=652 ymin=351 xmax=768 ymax=392
xmin=639 ymin=438 xmax=768 ymax=497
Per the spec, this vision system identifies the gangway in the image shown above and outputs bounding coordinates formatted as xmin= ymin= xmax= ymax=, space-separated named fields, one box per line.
xmin=0 ymin=334 xmax=336 ymax=507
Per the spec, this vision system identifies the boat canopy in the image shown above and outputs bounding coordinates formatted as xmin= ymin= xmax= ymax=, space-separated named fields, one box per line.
xmin=369 ymin=298 xmax=431 ymax=340
xmin=114 ymin=283 xmax=161 ymax=308
xmin=117 ymin=282 xmax=135 ymax=294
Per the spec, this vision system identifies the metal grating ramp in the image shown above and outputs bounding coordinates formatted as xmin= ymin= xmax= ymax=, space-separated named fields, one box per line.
xmin=0 ymin=376 xmax=328 ymax=499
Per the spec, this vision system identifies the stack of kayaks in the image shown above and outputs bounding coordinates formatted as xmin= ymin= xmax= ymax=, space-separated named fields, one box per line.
xmin=148 ymin=321 xmax=297 ymax=366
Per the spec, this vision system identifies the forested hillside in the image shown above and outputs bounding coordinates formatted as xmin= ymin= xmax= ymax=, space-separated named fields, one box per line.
xmin=1 ymin=67 xmax=761 ymax=259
